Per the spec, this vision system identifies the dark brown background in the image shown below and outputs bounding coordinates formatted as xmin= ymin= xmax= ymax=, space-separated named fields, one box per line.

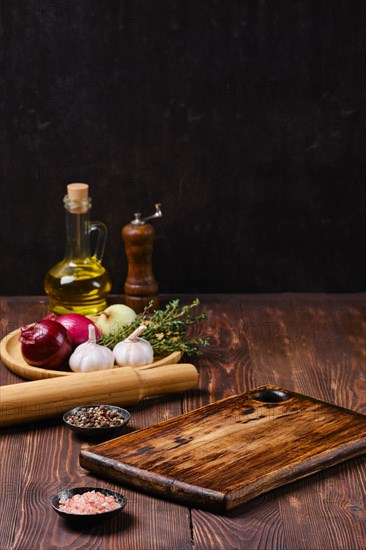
xmin=0 ymin=0 xmax=365 ymax=295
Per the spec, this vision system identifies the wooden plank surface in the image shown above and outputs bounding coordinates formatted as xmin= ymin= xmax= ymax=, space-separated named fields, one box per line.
xmin=80 ymin=386 xmax=366 ymax=511
xmin=0 ymin=294 xmax=365 ymax=549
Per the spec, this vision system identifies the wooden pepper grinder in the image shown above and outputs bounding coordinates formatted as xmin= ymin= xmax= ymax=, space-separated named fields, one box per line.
xmin=122 ymin=204 xmax=162 ymax=313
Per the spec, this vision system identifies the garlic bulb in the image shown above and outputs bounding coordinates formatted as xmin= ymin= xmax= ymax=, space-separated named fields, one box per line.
xmin=69 ymin=324 xmax=115 ymax=373
xmin=113 ymin=325 xmax=154 ymax=367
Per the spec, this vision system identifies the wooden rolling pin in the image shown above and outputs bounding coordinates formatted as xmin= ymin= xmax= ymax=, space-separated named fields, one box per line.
xmin=0 ymin=363 xmax=198 ymax=427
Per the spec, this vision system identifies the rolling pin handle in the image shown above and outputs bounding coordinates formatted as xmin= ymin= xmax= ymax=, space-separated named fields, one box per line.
xmin=0 ymin=363 xmax=198 ymax=427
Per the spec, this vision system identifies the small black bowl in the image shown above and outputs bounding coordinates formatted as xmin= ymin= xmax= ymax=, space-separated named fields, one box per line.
xmin=51 ymin=486 xmax=127 ymax=523
xmin=63 ymin=404 xmax=131 ymax=439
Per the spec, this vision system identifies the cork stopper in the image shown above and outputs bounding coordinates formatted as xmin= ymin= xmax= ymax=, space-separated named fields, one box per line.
xmin=65 ymin=183 xmax=90 ymax=214
xmin=67 ymin=183 xmax=89 ymax=200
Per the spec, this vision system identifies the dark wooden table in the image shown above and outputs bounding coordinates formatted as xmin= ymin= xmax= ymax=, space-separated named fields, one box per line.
xmin=0 ymin=294 xmax=365 ymax=550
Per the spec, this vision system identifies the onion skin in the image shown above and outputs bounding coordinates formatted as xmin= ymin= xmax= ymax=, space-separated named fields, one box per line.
xmin=19 ymin=320 xmax=73 ymax=369
xmin=53 ymin=313 xmax=101 ymax=349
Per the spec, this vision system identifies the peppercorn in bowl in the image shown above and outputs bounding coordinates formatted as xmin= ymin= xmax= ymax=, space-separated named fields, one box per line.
xmin=63 ymin=404 xmax=131 ymax=439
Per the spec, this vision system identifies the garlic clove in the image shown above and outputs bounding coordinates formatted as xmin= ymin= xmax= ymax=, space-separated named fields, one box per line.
xmin=113 ymin=325 xmax=154 ymax=368
xmin=69 ymin=324 xmax=115 ymax=373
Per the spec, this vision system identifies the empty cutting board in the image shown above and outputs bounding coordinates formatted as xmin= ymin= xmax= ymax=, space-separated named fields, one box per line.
xmin=80 ymin=385 xmax=366 ymax=512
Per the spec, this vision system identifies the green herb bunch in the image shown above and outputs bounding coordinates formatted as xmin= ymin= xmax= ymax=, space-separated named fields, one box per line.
xmin=100 ymin=299 xmax=209 ymax=357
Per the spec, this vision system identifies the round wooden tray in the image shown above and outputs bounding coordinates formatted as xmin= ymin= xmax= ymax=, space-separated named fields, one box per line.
xmin=0 ymin=328 xmax=182 ymax=381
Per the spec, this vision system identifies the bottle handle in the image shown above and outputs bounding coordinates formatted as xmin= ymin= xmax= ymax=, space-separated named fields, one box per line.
xmin=89 ymin=221 xmax=108 ymax=262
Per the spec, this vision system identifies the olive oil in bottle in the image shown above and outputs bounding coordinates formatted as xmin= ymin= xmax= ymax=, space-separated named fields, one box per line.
xmin=44 ymin=183 xmax=112 ymax=315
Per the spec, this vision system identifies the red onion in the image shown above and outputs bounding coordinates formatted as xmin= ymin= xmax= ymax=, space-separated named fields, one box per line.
xmin=54 ymin=313 xmax=101 ymax=348
xmin=19 ymin=320 xmax=72 ymax=369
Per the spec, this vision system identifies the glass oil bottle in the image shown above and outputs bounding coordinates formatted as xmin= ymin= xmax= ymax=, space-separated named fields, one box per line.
xmin=44 ymin=183 xmax=112 ymax=315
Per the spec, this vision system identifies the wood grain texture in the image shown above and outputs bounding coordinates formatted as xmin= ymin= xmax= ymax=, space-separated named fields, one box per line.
xmin=0 ymin=361 xmax=198 ymax=426
xmin=190 ymin=294 xmax=366 ymax=550
xmin=80 ymin=385 xmax=366 ymax=511
xmin=0 ymin=294 xmax=365 ymax=550
xmin=122 ymin=221 xmax=160 ymax=313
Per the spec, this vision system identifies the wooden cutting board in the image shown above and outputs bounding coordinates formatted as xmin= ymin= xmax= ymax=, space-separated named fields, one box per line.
xmin=80 ymin=385 xmax=366 ymax=512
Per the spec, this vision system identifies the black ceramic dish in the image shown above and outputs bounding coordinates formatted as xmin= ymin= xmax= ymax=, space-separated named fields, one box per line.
xmin=63 ymin=404 xmax=131 ymax=439
xmin=51 ymin=486 xmax=127 ymax=523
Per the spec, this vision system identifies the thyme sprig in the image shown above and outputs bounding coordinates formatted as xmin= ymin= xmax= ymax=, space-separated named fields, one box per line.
xmin=100 ymin=298 xmax=209 ymax=357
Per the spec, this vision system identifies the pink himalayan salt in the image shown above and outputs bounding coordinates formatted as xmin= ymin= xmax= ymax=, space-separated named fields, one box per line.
xmin=59 ymin=490 xmax=120 ymax=514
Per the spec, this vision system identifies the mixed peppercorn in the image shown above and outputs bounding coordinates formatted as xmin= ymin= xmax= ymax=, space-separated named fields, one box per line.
xmin=66 ymin=406 xmax=125 ymax=429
